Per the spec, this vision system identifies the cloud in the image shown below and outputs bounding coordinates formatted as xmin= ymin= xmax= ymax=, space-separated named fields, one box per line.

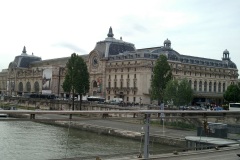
xmin=51 ymin=42 xmax=87 ymax=54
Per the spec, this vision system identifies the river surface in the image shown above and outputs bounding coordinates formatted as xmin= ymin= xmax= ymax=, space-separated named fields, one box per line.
xmin=0 ymin=121 xmax=180 ymax=160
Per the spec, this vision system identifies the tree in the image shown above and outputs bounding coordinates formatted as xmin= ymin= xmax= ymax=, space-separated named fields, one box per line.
xmin=164 ymin=79 xmax=193 ymax=107
xmin=224 ymin=83 xmax=240 ymax=102
xmin=177 ymin=79 xmax=193 ymax=106
xmin=163 ymin=79 xmax=178 ymax=105
xmin=150 ymin=54 xmax=172 ymax=105
xmin=62 ymin=53 xmax=90 ymax=110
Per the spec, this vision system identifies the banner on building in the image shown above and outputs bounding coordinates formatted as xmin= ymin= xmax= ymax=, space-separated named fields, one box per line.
xmin=42 ymin=68 xmax=52 ymax=94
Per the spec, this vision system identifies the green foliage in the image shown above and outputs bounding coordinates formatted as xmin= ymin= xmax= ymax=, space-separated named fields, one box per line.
xmin=164 ymin=78 xmax=193 ymax=107
xmin=222 ymin=104 xmax=229 ymax=110
xmin=150 ymin=120 xmax=196 ymax=130
xmin=166 ymin=121 xmax=196 ymax=130
xmin=224 ymin=82 xmax=240 ymax=102
xmin=150 ymin=55 xmax=172 ymax=104
xmin=163 ymin=79 xmax=178 ymax=105
xmin=63 ymin=53 xmax=90 ymax=110
xmin=62 ymin=74 xmax=71 ymax=93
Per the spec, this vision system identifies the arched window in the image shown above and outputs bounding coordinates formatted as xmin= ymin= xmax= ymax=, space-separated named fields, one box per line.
xmin=189 ymin=80 xmax=192 ymax=89
xmin=214 ymin=82 xmax=216 ymax=92
xmin=199 ymin=81 xmax=202 ymax=92
xmin=26 ymin=82 xmax=31 ymax=92
xmin=218 ymin=82 xmax=221 ymax=92
xmin=209 ymin=82 xmax=212 ymax=92
xmin=18 ymin=82 xmax=23 ymax=92
xmin=194 ymin=81 xmax=197 ymax=91
xmin=204 ymin=81 xmax=207 ymax=92
xmin=93 ymin=81 xmax=97 ymax=88
xmin=34 ymin=81 xmax=39 ymax=93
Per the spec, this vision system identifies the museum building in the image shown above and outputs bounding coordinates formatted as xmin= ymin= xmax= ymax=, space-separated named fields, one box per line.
xmin=0 ymin=27 xmax=238 ymax=105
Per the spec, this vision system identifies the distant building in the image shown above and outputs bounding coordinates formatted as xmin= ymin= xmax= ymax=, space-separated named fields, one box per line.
xmin=0 ymin=27 xmax=238 ymax=105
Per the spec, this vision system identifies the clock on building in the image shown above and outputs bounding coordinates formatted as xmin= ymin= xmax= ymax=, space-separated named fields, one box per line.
xmin=92 ymin=56 xmax=99 ymax=67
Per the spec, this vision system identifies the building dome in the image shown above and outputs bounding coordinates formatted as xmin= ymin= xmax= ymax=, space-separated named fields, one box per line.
xmin=9 ymin=46 xmax=42 ymax=69
xmin=164 ymin=38 xmax=171 ymax=44
xmin=223 ymin=49 xmax=229 ymax=54
xmin=164 ymin=38 xmax=171 ymax=48
xmin=93 ymin=27 xmax=136 ymax=57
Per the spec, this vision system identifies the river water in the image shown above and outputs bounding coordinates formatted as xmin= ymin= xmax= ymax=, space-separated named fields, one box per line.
xmin=0 ymin=121 xmax=180 ymax=160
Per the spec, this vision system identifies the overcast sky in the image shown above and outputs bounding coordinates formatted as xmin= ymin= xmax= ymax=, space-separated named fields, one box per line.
xmin=0 ymin=0 xmax=239 ymax=72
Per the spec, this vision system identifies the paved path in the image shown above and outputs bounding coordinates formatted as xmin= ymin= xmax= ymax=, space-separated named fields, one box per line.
xmin=35 ymin=113 xmax=196 ymax=139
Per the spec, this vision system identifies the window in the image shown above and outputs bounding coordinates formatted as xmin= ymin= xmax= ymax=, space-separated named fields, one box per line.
xmin=18 ymin=82 xmax=23 ymax=92
xmin=109 ymin=75 xmax=111 ymax=79
xmin=127 ymin=81 xmax=129 ymax=88
xmin=199 ymin=81 xmax=202 ymax=91
xmin=209 ymin=82 xmax=212 ymax=92
xmin=214 ymin=82 xmax=216 ymax=92
xmin=204 ymin=81 xmax=207 ymax=92
xmin=93 ymin=81 xmax=97 ymax=88
xmin=108 ymin=82 xmax=111 ymax=88
xmin=189 ymin=80 xmax=192 ymax=89
xmin=133 ymin=97 xmax=136 ymax=102
xmin=114 ymin=82 xmax=117 ymax=88
xmin=194 ymin=81 xmax=197 ymax=91
xmin=223 ymin=83 xmax=226 ymax=92
xmin=134 ymin=81 xmax=136 ymax=87
xmin=218 ymin=82 xmax=221 ymax=92
xmin=134 ymin=74 xmax=136 ymax=78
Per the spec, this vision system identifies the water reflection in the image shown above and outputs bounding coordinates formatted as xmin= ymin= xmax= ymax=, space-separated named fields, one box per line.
xmin=0 ymin=121 xmax=179 ymax=160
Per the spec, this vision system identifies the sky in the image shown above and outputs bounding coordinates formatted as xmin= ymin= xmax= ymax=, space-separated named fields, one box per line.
xmin=0 ymin=0 xmax=239 ymax=72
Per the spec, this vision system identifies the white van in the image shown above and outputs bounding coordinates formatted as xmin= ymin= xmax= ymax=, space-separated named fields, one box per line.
xmin=110 ymin=98 xmax=123 ymax=105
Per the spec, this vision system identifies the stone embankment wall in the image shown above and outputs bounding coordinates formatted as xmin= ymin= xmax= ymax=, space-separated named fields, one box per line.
xmin=40 ymin=120 xmax=186 ymax=148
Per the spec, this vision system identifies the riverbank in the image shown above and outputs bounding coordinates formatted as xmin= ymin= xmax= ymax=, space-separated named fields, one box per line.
xmin=38 ymin=118 xmax=186 ymax=149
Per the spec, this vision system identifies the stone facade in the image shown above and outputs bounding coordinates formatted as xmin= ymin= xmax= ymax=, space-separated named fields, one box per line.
xmin=0 ymin=27 xmax=238 ymax=106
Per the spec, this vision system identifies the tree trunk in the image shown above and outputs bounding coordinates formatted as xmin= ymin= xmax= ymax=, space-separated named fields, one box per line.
xmin=80 ymin=94 xmax=82 ymax=110
xmin=72 ymin=91 xmax=75 ymax=110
